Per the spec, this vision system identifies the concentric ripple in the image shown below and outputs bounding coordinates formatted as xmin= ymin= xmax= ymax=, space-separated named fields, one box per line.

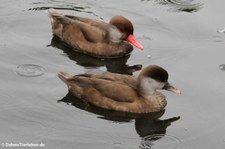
xmin=16 ymin=64 xmax=45 ymax=77
xmin=164 ymin=0 xmax=203 ymax=12
xmin=139 ymin=134 xmax=181 ymax=149
xmin=141 ymin=0 xmax=203 ymax=12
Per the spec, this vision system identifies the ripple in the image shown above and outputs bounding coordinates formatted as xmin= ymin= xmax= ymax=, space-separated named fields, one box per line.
xmin=27 ymin=0 xmax=103 ymax=20
xmin=16 ymin=64 xmax=45 ymax=77
xmin=163 ymin=0 xmax=203 ymax=12
xmin=139 ymin=134 xmax=181 ymax=149
xmin=28 ymin=5 xmax=87 ymax=12
xmin=217 ymin=28 xmax=225 ymax=33
xmin=142 ymin=0 xmax=203 ymax=12
xmin=212 ymin=35 xmax=224 ymax=42
xmin=112 ymin=142 xmax=124 ymax=149
xmin=164 ymin=0 xmax=199 ymax=6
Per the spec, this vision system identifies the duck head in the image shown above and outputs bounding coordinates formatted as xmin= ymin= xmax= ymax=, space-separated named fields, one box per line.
xmin=109 ymin=16 xmax=144 ymax=50
xmin=138 ymin=65 xmax=181 ymax=96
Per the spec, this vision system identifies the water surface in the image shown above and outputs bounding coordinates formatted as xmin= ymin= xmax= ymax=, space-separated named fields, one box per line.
xmin=1 ymin=0 xmax=225 ymax=148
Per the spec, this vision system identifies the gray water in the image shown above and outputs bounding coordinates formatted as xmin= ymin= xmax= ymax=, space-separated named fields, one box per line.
xmin=1 ymin=0 xmax=225 ymax=148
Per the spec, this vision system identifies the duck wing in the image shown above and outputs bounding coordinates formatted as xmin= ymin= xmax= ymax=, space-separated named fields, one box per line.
xmin=58 ymin=16 xmax=106 ymax=43
xmin=77 ymin=72 xmax=137 ymax=89
xmin=90 ymin=79 xmax=139 ymax=103
xmin=48 ymin=10 xmax=106 ymax=43
xmin=49 ymin=10 xmax=132 ymax=58
xmin=58 ymin=72 xmax=139 ymax=103
xmin=65 ymin=15 xmax=109 ymax=28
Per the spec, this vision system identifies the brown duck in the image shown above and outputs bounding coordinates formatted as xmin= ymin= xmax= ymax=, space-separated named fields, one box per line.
xmin=58 ymin=65 xmax=181 ymax=113
xmin=48 ymin=9 xmax=143 ymax=58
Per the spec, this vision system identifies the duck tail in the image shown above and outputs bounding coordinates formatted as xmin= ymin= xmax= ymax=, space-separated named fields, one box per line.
xmin=47 ymin=8 xmax=64 ymax=38
xmin=47 ymin=8 xmax=63 ymax=18
xmin=47 ymin=8 xmax=64 ymax=25
xmin=58 ymin=72 xmax=74 ymax=83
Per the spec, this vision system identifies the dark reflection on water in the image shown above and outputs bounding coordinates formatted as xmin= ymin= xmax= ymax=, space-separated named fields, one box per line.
xmin=58 ymin=92 xmax=180 ymax=148
xmin=58 ymin=92 xmax=158 ymax=122
xmin=135 ymin=116 xmax=180 ymax=137
xmin=141 ymin=0 xmax=203 ymax=12
xmin=49 ymin=36 xmax=142 ymax=74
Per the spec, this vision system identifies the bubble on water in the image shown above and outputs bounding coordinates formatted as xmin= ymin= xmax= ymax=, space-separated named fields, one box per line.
xmin=147 ymin=55 xmax=152 ymax=59
xmin=16 ymin=64 xmax=45 ymax=77
xmin=142 ymin=35 xmax=152 ymax=41
xmin=112 ymin=142 xmax=124 ymax=149
xmin=139 ymin=134 xmax=181 ymax=149
xmin=219 ymin=64 xmax=225 ymax=71
xmin=217 ymin=28 xmax=225 ymax=33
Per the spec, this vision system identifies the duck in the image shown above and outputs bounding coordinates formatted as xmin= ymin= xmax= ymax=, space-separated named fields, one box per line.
xmin=58 ymin=65 xmax=181 ymax=113
xmin=48 ymin=9 xmax=143 ymax=58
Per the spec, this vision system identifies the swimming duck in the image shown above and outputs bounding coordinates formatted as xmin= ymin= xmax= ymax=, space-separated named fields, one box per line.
xmin=58 ymin=65 xmax=181 ymax=113
xmin=48 ymin=9 xmax=143 ymax=58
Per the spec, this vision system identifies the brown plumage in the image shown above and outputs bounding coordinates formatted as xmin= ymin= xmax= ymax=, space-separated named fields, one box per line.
xmin=48 ymin=9 xmax=143 ymax=58
xmin=58 ymin=65 xmax=181 ymax=113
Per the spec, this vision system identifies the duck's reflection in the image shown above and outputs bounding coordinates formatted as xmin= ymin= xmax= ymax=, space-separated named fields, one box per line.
xmin=58 ymin=92 xmax=180 ymax=138
xmin=49 ymin=36 xmax=142 ymax=75
xmin=135 ymin=116 xmax=180 ymax=137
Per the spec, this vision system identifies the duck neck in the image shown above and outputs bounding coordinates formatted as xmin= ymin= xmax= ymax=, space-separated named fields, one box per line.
xmin=138 ymin=77 xmax=157 ymax=97
xmin=137 ymin=77 xmax=167 ymax=111
xmin=107 ymin=27 xmax=122 ymax=43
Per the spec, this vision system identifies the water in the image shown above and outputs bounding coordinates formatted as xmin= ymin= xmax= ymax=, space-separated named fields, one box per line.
xmin=16 ymin=64 xmax=45 ymax=77
xmin=1 ymin=0 xmax=225 ymax=148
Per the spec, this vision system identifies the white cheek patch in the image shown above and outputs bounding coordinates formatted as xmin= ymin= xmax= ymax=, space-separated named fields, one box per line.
xmin=107 ymin=27 xmax=122 ymax=43
xmin=148 ymin=78 xmax=164 ymax=90
xmin=140 ymin=77 xmax=165 ymax=94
